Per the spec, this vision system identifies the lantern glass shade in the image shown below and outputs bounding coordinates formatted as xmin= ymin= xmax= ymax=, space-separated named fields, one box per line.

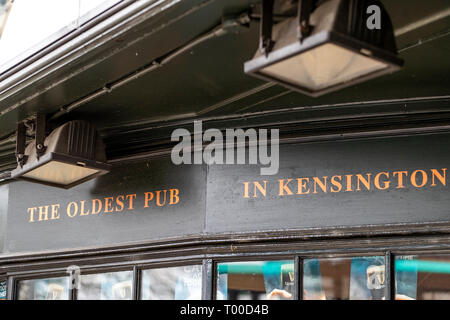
xmin=22 ymin=160 xmax=100 ymax=186
xmin=259 ymin=43 xmax=388 ymax=92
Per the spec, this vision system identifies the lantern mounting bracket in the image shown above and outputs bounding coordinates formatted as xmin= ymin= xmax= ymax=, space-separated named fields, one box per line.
xmin=35 ymin=113 xmax=47 ymax=159
xmin=259 ymin=0 xmax=318 ymax=56
xmin=15 ymin=113 xmax=48 ymax=166
xmin=15 ymin=121 xmax=27 ymax=168
xmin=297 ymin=0 xmax=317 ymax=41
xmin=259 ymin=0 xmax=275 ymax=56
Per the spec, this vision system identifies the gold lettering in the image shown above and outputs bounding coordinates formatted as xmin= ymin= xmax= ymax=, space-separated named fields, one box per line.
xmin=104 ymin=197 xmax=114 ymax=213
xmin=79 ymin=200 xmax=90 ymax=216
xmin=38 ymin=205 xmax=49 ymax=221
xmin=297 ymin=178 xmax=310 ymax=194
xmin=393 ymin=171 xmax=408 ymax=189
xmin=431 ymin=168 xmax=447 ymax=186
xmin=411 ymin=170 xmax=427 ymax=188
xmin=28 ymin=207 xmax=37 ymax=223
xmin=345 ymin=175 xmax=353 ymax=191
xmin=144 ymin=192 xmax=154 ymax=208
xmin=92 ymin=199 xmax=102 ymax=214
xmin=374 ymin=172 xmax=390 ymax=190
xmin=170 ymin=189 xmax=180 ymax=205
xmin=253 ymin=181 xmax=267 ymax=198
xmin=126 ymin=194 xmax=137 ymax=210
xmin=67 ymin=202 xmax=78 ymax=218
xmin=156 ymin=190 xmax=167 ymax=207
xmin=330 ymin=175 xmax=342 ymax=193
xmin=50 ymin=204 xmax=60 ymax=220
xmin=243 ymin=182 xmax=250 ymax=198
xmin=313 ymin=176 xmax=327 ymax=194
xmin=278 ymin=179 xmax=293 ymax=196
xmin=116 ymin=195 xmax=125 ymax=212
xmin=356 ymin=174 xmax=371 ymax=191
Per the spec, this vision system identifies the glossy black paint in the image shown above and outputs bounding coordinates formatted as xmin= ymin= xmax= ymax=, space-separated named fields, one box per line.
xmin=0 ymin=0 xmax=449 ymax=174
xmin=2 ymin=131 xmax=450 ymax=256
xmin=4 ymin=159 xmax=207 ymax=254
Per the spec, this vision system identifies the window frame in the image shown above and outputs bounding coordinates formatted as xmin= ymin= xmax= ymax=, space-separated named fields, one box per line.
xmin=13 ymin=271 xmax=72 ymax=300
xmin=3 ymin=235 xmax=450 ymax=300
xmin=139 ymin=262 xmax=205 ymax=300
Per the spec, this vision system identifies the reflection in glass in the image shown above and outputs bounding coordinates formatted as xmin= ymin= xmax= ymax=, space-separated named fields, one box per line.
xmin=396 ymin=255 xmax=450 ymax=300
xmin=216 ymin=260 xmax=294 ymax=300
xmin=141 ymin=265 xmax=202 ymax=300
xmin=78 ymin=271 xmax=133 ymax=300
xmin=17 ymin=277 xmax=69 ymax=300
xmin=303 ymin=256 xmax=386 ymax=300
xmin=0 ymin=281 xmax=6 ymax=300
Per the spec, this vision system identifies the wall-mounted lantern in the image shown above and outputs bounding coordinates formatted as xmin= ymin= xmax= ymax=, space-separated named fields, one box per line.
xmin=244 ymin=0 xmax=404 ymax=97
xmin=11 ymin=115 xmax=111 ymax=189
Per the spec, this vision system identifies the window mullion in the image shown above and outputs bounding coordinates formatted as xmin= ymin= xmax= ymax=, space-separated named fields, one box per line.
xmin=385 ymin=251 xmax=395 ymax=300
xmin=202 ymin=259 xmax=213 ymax=300
xmin=294 ymin=256 xmax=303 ymax=300
xmin=6 ymin=277 xmax=14 ymax=300
xmin=132 ymin=266 xmax=140 ymax=300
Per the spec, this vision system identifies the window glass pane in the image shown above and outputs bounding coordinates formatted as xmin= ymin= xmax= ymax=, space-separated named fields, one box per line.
xmin=78 ymin=270 xmax=133 ymax=300
xmin=303 ymin=256 xmax=385 ymax=300
xmin=141 ymin=265 xmax=202 ymax=300
xmin=216 ymin=260 xmax=294 ymax=300
xmin=396 ymin=255 xmax=450 ymax=300
xmin=0 ymin=281 xmax=6 ymax=300
xmin=17 ymin=277 xmax=69 ymax=300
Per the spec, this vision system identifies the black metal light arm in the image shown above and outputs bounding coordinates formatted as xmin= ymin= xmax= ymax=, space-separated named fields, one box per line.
xmin=15 ymin=122 xmax=27 ymax=168
xmin=259 ymin=0 xmax=275 ymax=56
xmin=35 ymin=113 xmax=47 ymax=159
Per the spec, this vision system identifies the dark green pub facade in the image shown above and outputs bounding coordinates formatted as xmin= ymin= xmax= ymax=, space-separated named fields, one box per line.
xmin=0 ymin=0 xmax=449 ymax=300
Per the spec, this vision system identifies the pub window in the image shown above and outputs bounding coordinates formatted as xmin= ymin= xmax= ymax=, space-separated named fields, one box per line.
xmin=7 ymin=251 xmax=450 ymax=300
xmin=216 ymin=260 xmax=295 ymax=300
xmin=77 ymin=270 xmax=133 ymax=300
xmin=140 ymin=265 xmax=202 ymax=300
xmin=0 ymin=280 xmax=6 ymax=300
xmin=17 ymin=276 xmax=70 ymax=300
xmin=303 ymin=256 xmax=386 ymax=300
xmin=395 ymin=254 xmax=450 ymax=300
